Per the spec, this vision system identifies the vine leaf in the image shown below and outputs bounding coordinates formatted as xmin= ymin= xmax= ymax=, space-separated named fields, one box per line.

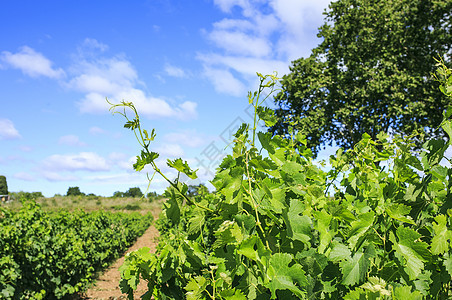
xmin=266 ymin=253 xmax=307 ymax=299
xmin=314 ymin=210 xmax=336 ymax=254
xmin=220 ymin=289 xmax=247 ymax=300
xmin=237 ymin=236 xmax=269 ymax=263
xmin=444 ymin=255 xmax=452 ymax=277
xmin=347 ymin=211 xmax=375 ymax=250
xmin=213 ymin=221 xmax=243 ymax=249
xmin=328 ymin=241 xmax=352 ymax=263
xmin=257 ymin=106 xmax=278 ymax=127
xmin=386 ymin=203 xmax=415 ymax=225
xmin=431 ymin=214 xmax=451 ymax=255
xmin=393 ymin=285 xmax=423 ymax=299
xmin=282 ymin=199 xmax=312 ymax=245
xmin=167 ymin=158 xmax=198 ymax=179
xmin=185 ymin=276 xmax=208 ymax=300
xmin=134 ymin=150 xmax=159 ymax=171
xmin=390 ymin=226 xmax=431 ymax=280
xmin=340 ymin=248 xmax=373 ymax=286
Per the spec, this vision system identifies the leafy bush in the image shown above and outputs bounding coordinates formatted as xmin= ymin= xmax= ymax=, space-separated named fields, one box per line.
xmin=116 ymin=67 xmax=452 ymax=299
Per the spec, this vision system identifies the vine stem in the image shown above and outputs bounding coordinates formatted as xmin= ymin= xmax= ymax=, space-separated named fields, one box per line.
xmin=109 ymin=99 xmax=214 ymax=213
xmin=245 ymin=151 xmax=270 ymax=250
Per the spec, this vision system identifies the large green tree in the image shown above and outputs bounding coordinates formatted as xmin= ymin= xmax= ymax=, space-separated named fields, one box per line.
xmin=272 ymin=0 xmax=451 ymax=155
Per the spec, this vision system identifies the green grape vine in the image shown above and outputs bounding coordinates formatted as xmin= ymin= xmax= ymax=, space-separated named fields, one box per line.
xmin=114 ymin=65 xmax=452 ymax=299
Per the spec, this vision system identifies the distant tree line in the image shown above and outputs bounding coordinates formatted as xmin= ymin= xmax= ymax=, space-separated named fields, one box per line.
xmin=65 ymin=186 xmax=96 ymax=197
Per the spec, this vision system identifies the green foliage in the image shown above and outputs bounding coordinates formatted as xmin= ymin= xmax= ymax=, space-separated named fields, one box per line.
xmin=113 ymin=187 xmax=145 ymax=198
xmin=124 ymin=187 xmax=144 ymax=198
xmin=187 ymin=184 xmax=209 ymax=197
xmin=272 ymin=0 xmax=451 ymax=155
xmin=116 ymin=69 xmax=452 ymax=299
xmin=147 ymin=191 xmax=164 ymax=202
xmin=66 ymin=186 xmax=83 ymax=196
xmin=113 ymin=191 xmax=124 ymax=198
xmin=9 ymin=191 xmax=43 ymax=200
xmin=0 ymin=175 xmax=7 ymax=195
xmin=0 ymin=200 xmax=152 ymax=299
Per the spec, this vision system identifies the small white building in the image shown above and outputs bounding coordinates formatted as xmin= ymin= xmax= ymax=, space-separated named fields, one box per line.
xmin=0 ymin=194 xmax=10 ymax=202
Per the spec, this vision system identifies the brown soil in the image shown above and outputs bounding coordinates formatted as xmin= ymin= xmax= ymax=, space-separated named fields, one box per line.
xmin=79 ymin=212 xmax=160 ymax=300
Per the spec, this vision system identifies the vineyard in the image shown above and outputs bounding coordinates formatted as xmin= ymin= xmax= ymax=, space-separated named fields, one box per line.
xmin=0 ymin=68 xmax=450 ymax=300
xmin=0 ymin=200 xmax=153 ymax=299
xmin=115 ymin=64 xmax=452 ymax=299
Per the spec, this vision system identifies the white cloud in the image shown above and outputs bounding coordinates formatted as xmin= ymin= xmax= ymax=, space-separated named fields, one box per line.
xmin=200 ymin=0 xmax=331 ymax=96
xmin=68 ymin=57 xmax=138 ymax=95
xmin=114 ymin=154 xmax=136 ymax=172
xmin=68 ymin=51 xmax=198 ymax=120
xmin=13 ymin=172 xmax=36 ymax=181
xmin=0 ymin=46 xmax=65 ymax=79
xmin=207 ymin=29 xmax=271 ymax=57
xmin=201 ymin=66 xmax=246 ymax=96
xmin=81 ymin=38 xmax=109 ymax=52
xmin=213 ymin=0 xmax=262 ymax=16
xmin=89 ymin=126 xmax=106 ymax=135
xmin=155 ymin=143 xmax=185 ymax=158
xmin=164 ymin=130 xmax=208 ymax=148
xmin=0 ymin=118 xmax=21 ymax=140
xmin=164 ymin=63 xmax=187 ymax=78
xmin=199 ymin=53 xmax=288 ymax=78
xmin=58 ymin=135 xmax=87 ymax=147
xmin=41 ymin=152 xmax=110 ymax=172
xmin=41 ymin=171 xmax=79 ymax=182
xmin=270 ymin=0 xmax=332 ymax=60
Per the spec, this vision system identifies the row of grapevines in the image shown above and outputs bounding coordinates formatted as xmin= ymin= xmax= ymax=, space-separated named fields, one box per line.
xmin=116 ymin=63 xmax=451 ymax=299
xmin=0 ymin=200 xmax=153 ymax=299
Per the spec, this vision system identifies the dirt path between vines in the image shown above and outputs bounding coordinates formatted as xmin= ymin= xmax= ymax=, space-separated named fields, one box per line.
xmin=81 ymin=213 xmax=160 ymax=300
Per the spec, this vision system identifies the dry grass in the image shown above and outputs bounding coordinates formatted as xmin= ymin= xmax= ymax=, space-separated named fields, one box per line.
xmin=2 ymin=195 xmax=165 ymax=214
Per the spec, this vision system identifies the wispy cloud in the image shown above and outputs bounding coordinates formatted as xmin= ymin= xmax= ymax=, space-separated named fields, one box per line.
xmin=89 ymin=126 xmax=106 ymax=135
xmin=13 ymin=172 xmax=36 ymax=182
xmin=58 ymin=135 xmax=87 ymax=147
xmin=155 ymin=143 xmax=185 ymax=158
xmin=164 ymin=130 xmax=209 ymax=148
xmin=164 ymin=63 xmax=188 ymax=78
xmin=199 ymin=0 xmax=330 ymax=96
xmin=41 ymin=152 xmax=110 ymax=172
xmin=200 ymin=66 xmax=247 ymax=97
xmin=0 ymin=118 xmax=21 ymax=140
xmin=0 ymin=46 xmax=65 ymax=79
xmin=41 ymin=171 xmax=79 ymax=182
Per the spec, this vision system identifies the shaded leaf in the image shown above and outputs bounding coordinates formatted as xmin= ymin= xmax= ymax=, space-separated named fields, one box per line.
xmin=266 ymin=253 xmax=307 ymax=299
xmin=390 ymin=226 xmax=431 ymax=280
xmin=386 ymin=203 xmax=415 ymax=225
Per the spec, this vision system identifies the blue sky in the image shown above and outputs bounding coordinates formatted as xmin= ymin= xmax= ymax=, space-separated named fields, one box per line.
xmin=0 ymin=0 xmax=333 ymax=197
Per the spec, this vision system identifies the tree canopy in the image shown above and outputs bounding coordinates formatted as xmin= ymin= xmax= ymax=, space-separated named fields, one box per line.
xmin=124 ymin=187 xmax=143 ymax=198
xmin=66 ymin=186 xmax=82 ymax=196
xmin=271 ymin=0 xmax=451 ymax=155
